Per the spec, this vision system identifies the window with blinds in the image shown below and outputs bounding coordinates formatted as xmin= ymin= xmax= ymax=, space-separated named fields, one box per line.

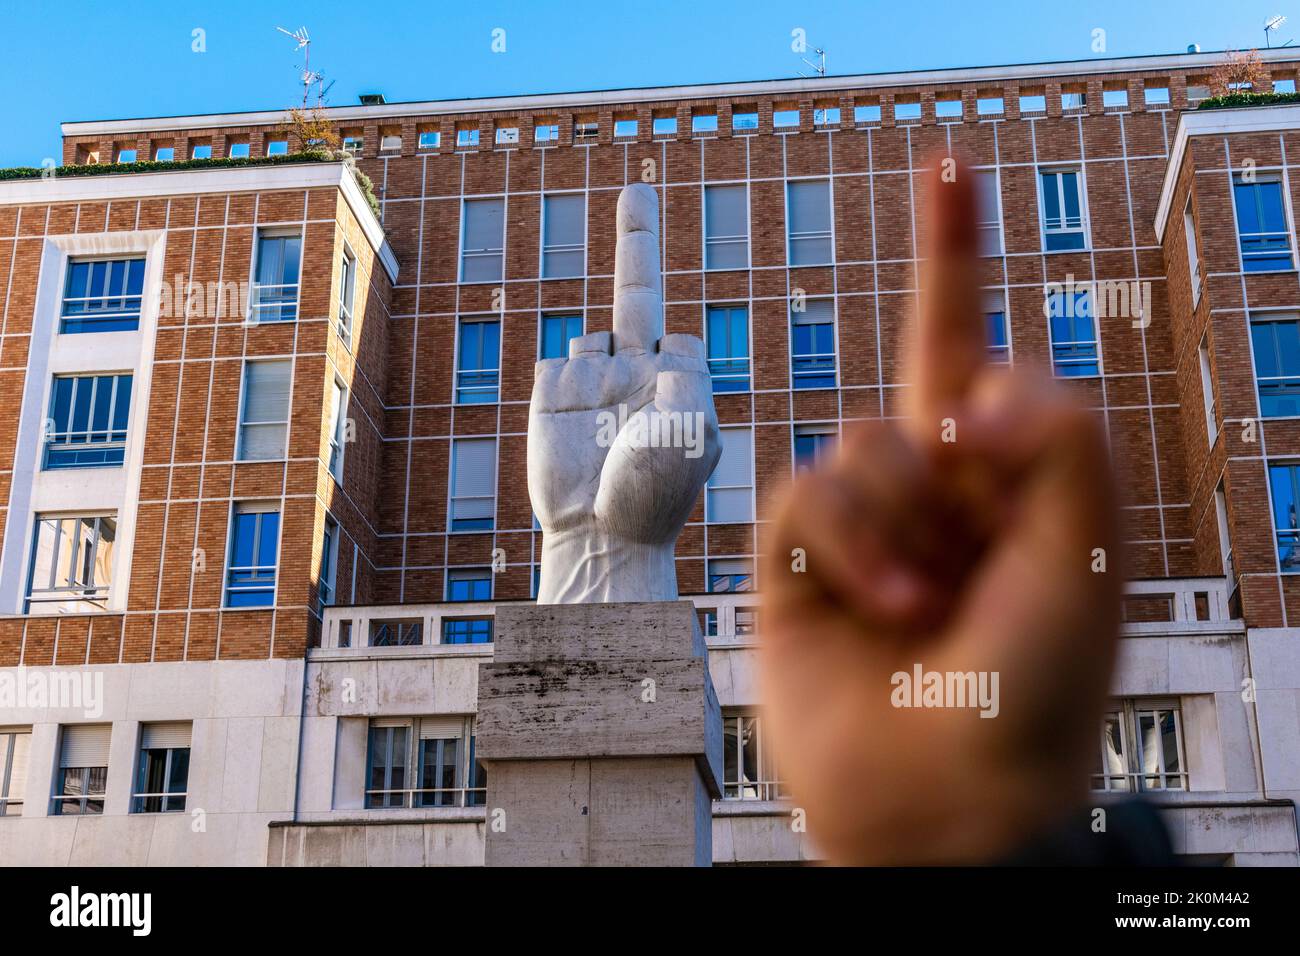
xmin=250 ymin=232 xmax=302 ymax=322
xmin=135 ymin=722 xmax=191 ymax=813
xmin=704 ymin=184 xmax=749 ymax=270
xmin=327 ymin=379 xmax=348 ymax=481
xmin=706 ymin=427 xmax=754 ymax=523
xmin=54 ymin=724 xmax=111 ymax=815
xmin=791 ymin=299 xmax=836 ymax=389
xmin=450 ymin=438 xmax=497 ymax=532
xmin=238 ymin=360 xmax=291 ymax=460
xmin=542 ymin=194 xmax=585 ymax=278
xmin=366 ymin=717 xmax=486 ymax=809
xmin=461 ymin=198 xmax=505 ymax=282
xmin=976 ymin=170 xmax=1003 ymax=257
xmin=787 ymin=179 xmax=833 ymax=266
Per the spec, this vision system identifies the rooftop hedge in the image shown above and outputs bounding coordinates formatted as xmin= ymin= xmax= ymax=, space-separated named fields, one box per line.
xmin=0 ymin=149 xmax=381 ymax=220
xmin=1197 ymin=91 xmax=1300 ymax=110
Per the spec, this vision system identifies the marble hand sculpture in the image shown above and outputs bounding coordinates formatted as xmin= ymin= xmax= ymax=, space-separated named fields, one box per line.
xmin=528 ymin=183 xmax=722 ymax=603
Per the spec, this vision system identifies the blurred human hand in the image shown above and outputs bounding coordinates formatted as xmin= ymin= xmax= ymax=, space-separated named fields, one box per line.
xmin=759 ymin=157 xmax=1122 ymax=864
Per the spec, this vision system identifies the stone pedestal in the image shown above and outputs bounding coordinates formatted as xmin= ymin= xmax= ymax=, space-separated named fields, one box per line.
xmin=476 ymin=601 xmax=722 ymax=866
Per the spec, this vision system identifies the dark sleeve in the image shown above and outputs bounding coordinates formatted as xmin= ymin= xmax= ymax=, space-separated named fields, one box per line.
xmin=996 ymin=798 xmax=1178 ymax=866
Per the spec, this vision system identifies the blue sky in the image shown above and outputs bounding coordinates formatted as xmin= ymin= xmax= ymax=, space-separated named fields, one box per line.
xmin=0 ymin=0 xmax=1295 ymax=167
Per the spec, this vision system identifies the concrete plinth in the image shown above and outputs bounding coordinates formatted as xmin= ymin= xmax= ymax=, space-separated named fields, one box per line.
xmin=476 ymin=601 xmax=722 ymax=866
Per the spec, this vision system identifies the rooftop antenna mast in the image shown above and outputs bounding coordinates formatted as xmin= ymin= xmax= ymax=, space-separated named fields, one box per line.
xmin=798 ymin=47 xmax=827 ymax=78
xmin=1265 ymin=15 xmax=1294 ymax=49
xmin=276 ymin=26 xmax=327 ymax=107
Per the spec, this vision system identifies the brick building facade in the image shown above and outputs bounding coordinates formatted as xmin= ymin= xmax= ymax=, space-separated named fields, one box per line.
xmin=1 ymin=48 xmax=1299 ymax=865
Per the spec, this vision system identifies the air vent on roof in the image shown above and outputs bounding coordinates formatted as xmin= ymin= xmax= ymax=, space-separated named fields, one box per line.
xmin=360 ymin=93 xmax=386 ymax=106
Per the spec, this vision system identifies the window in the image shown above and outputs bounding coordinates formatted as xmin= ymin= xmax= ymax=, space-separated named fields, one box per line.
xmin=60 ymin=257 xmax=146 ymax=333
xmin=692 ymin=114 xmax=718 ymax=134
xmin=614 ymin=118 xmax=638 ymax=138
xmin=341 ymin=135 xmax=363 ymax=155
xmin=450 ymin=437 xmax=497 ymax=532
xmin=1183 ymin=198 xmax=1201 ymax=304
xmin=854 ymin=103 xmax=881 ymax=124
xmin=496 ymin=127 xmax=520 ymax=146
xmin=1038 ymin=169 xmax=1087 ymax=251
xmin=721 ymin=712 xmax=785 ymax=801
xmin=542 ymin=193 xmax=585 ymax=278
xmin=1103 ymin=87 xmax=1129 ymax=110
xmin=773 ymin=109 xmax=800 ymax=128
xmin=456 ymin=128 xmax=479 ymax=149
xmin=53 ymin=725 xmax=110 ymax=815
xmin=0 ymin=729 xmax=31 ymax=816
xmin=893 ymin=100 xmax=921 ymax=122
xmin=1198 ymin=337 xmax=1217 ymax=443
xmin=985 ymin=299 xmax=1010 ymax=364
xmin=704 ymin=184 xmax=749 ymax=270
xmin=380 ymin=134 xmax=402 ymax=152
xmin=337 ymin=246 xmax=356 ymax=346
xmin=652 ymin=115 xmax=677 ymax=136
xmin=319 ymin=515 xmax=339 ymax=607
xmin=1186 ymin=81 xmax=1210 ymax=104
xmin=1143 ymin=84 xmax=1170 ymax=107
xmin=225 ymin=503 xmax=279 ymax=607
xmin=444 ymin=569 xmax=493 ymax=643
xmin=573 ymin=120 xmax=598 ymax=142
xmin=706 ymin=427 xmax=753 ymax=523
xmin=706 ymin=305 xmax=750 ymax=392
xmin=791 ymin=298 xmax=837 ymax=389
xmin=813 ymin=106 xmax=840 ymax=126
xmin=250 ymin=232 xmax=302 ymax=322
xmin=417 ymin=130 xmax=441 ymax=150
xmin=1019 ymin=93 xmax=1047 ymax=114
xmin=1234 ymin=176 xmax=1293 ymax=271
xmin=787 ymin=179 xmax=832 ymax=266
xmin=460 ymin=198 xmax=505 ymax=282
xmin=977 ymin=95 xmax=1003 ymax=116
xmin=1092 ymin=701 xmax=1186 ymax=792
xmin=935 ymin=98 xmax=962 ymax=121
xmin=794 ymin=423 xmax=836 ymax=472
xmin=1215 ymin=484 xmax=1234 ymax=580
xmin=266 ymin=140 xmax=288 ymax=156
xmin=191 ymin=144 xmax=212 ymax=159
xmin=327 ymin=379 xmax=348 ymax=481
xmin=366 ymin=718 xmax=486 ymax=809
xmin=456 ymin=318 xmax=500 ymax=403
xmin=25 ymin=514 xmax=115 ymax=613
xmin=1271 ymin=462 xmax=1300 ymax=569
xmin=1276 ymin=78 xmax=1298 ymax=94
xmin=976 ymin=169 xmax=1002 ymax=256
xmin=708 ymin=557 xmax=754 ymax=593
xmin=540 ymin=314 xmax=583 ymax=360
xmin=228 ymin=141 xmax=250 ymax=158
xmin=237 ymin=360 xmax=291 ymax=460
xmin=133 ymin=723 xmax=190 ymax=813
xmin=44 ymin=373 xmax=132 ymax=469
xmin=732 ymin=110 xmax=758 ymax=131
xmin=116 ymin=147 xmax=137 ymax=163
xmin=1060 ymin=90 xmax=1086 ymax=111
xmin=154 ymin=146 xmax=174 ymax=162
xmin=534 ymin=123 xmax=559 ymax=144
xmin=1251 ymin=315 xmax=1300 ymax=417
xmin=1047 ymin=290 xmax=1099 ymax=376
xmin=446 ymin=567 xmax=491 ymax=602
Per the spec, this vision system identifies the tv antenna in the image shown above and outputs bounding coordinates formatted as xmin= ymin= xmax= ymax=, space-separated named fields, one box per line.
xmin=1265 ymin=15 xmax=1294 ymax=48
xmin=798 ymin=47 xmax=827 ymax=78
xmin=276 ymin=26 xmax=330 ymax=107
